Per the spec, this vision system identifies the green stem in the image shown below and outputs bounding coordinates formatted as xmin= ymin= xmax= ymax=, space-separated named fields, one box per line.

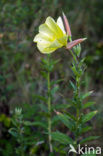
xmin=70 ymin=50 xmax=81 ymax=150
xmin=21 ymin=141 xmax=25 ymax=156
xmin=17 ymin=119 xmax=25 ymax=156
xmin=70 ymin=50 xmax=78 ymax=64
xmin=47 ymin=56 xmax=53 ymax=153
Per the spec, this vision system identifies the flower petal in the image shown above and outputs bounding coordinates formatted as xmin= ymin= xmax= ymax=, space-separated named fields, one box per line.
xmin=33 ymin=33 xmax=52 ymax=43
xmin=58 ymin=35 xmax=68 ymax=46
xmin=57 ymin=16 xmax=66 ymax=34
xmin=39 ymin=23 xmax=55 ymax=40
xmin=37 ymin=39 xmax=63 ymax=54
xmin=45 ymin=16 xmax=63 ymax=38
xmin=37 ymin=43 xmax=53 ymax=53
xmin=48 ymin=39 xmax=62 ymax=49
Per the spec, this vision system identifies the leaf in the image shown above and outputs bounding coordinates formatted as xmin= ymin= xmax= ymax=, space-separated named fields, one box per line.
xmin=65 ymin=112 xmax=77 ymax=121
xmin=71 ymin=64 xmax=79 ymax=77
xmin=51 ymin=85 xmax=59 ymax=95
xmin=24 ymin=121 xmax=47 ymax=129
xmin=52 ymin=103 xmax=71 ymax=110
xmin=39 ymin=103 xmax=48 ymax=112
xmin=11 ymin=118 xmax=17 ymax=127
xmin=78 ymin=58 xmax=85 ymax=67
xmin=9 ymin=128 xmax=17 ymax=137
xmin=69 ymin=80 xmax=76 ymax=90
xmin=51 ymin=79 xmax=63 ymax=86
xmin=81 ymin=126 xmax=92 ymax=133
xmin=81 ymin=91 xmax=93 ymax=100
xmin=33 ymin=95 xmax=47 ymax=102
xmin=53 ymin=59 xmax=61 ymax=65
xmin=82 ymin=111 xmax=97 ymax=123
xmin=40 ymin=71 xmax=47 ymax=78
xmin=83 ymin=101 xmax=95 ymax=109
xmin=52 ymin=131 xmax=73 ymax=144
xmin=56 ymin=113 xmax=75 ymax=130
xmin=80 ymin=136 xmax=100 ymax=145
xmin=52 ymin=115 xmax=60 ymax=125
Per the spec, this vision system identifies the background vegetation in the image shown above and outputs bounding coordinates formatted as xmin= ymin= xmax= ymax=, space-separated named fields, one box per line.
xmin=0 ymin=0 xmax=103 ymax=155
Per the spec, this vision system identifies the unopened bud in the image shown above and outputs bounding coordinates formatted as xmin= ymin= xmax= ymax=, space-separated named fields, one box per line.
xmin=73 ymin=44 xmax=81 ymax=57
xmin=15 ymin=108 xmax=22 ymax=116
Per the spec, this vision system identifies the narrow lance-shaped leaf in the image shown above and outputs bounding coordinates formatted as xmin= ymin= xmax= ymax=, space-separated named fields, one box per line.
xmin=51 ymin=79 xmax=64 ymax=86
xmin=80 ymin=136 xmax=100 ymax=145
xmin=52 ymin=103 xmax=71 ymax=110
xmin=65 ymin=112 xmax=77 ymax=121
xmin=83 ymin=101 xmax=95 ymax=109
xmin=54 ymin=111 xmax=75 ymax=130
xmin=81 ymin=126 xmax=92 ymax=134
xmin=81 ymin=91 xmax=93 ymax=100
xmin=71 ymin=63 xmax=79 ymax=77
xmin=23 ymin=121 xmax=47 ymax=129
xmin=51 ymin=85 xmax=59 ymax=95
xmin=52 ymin=131 xmax=73 ymax=144
xmin=9 ymin=128 xmax=17 ymax=137
xmin=70 ymin=80 xmax=76 ymax=90
xmin=82 ymin=111 xmax=97 ymax=123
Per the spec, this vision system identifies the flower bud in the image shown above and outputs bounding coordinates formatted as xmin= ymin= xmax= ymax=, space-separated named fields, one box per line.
xmin=15 ymin=108 xmax=22 ymax=116
xmin=73 ymin=44 xmax=81 ymax=57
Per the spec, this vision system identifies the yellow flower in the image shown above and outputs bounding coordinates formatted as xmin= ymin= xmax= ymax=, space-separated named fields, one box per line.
xmin=33 ymin=16 xmax=68 ymax=54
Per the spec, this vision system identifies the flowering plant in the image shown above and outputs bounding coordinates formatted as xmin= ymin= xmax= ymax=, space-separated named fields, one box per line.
xmin=33 ymin=13 xmax=98 ymax=155
xmin=34 ymin=13 xmax=86 ymax=54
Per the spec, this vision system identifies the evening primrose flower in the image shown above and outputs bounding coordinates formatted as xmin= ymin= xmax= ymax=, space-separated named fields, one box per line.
xmin=34 ymin=16 xmax=68 ymax=53
xmin=33 ymin=13 xmax=86 ymax=54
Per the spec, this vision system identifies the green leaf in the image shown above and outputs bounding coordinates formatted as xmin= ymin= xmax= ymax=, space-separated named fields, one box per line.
xmin=51 ymin=79 xmax=63 ymax=86
xmin=70 ymin=80 xmax=76 ymax=90
xmin=80 ymin=136 xmax=100 ymax=145
xmin=33 ymin=95 xmax=47 ymax=102
xmin=56 ymin=113 xmax=75 ymax=130
xmin=39 ymin=103 xmax=48 ymax=112
xmin=65 ymin=112 xmax=77 ymax=121
xmin=24 ymin=121 xmax=47 ymax=129
xmin=40 ymin=71 xmax=47 ymax=78
xmin=78 ymin=58 xmax=85 ymax=68
xmin=71 ymin=63 xmax=79 ymax=77
xmin=83 ymin=101 xmax=95 ymax=109
xmin=51 ymin=85 xmax=59 ymax=95
xmin=82 ymin=111 xmax=97 ymax=123
xmin=52 ymin=115 xmax=60 ymax=125
xmin=11 ymin=118 xmax=17 ymax=127
xmin=52 ymin=104 xmax=71 ymax=110
xmin=81 ymin=91 xmax=93 ymax=100
xmin=52 ymin=131 xmax=73 ymax=144
xmin=81 ymin=126 xmax=92 ymax=133
xmin=53 ymin=59 xmax=61 ymax=65
xmin=9 ymin=128 xmax=17 ymax=137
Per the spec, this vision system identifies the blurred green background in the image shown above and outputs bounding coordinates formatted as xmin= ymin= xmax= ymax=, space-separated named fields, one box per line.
xmin=0 ymin=0 xmax=103 ymax=155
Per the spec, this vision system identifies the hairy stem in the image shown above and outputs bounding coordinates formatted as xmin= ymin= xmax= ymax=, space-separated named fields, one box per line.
xmin=47 ymin=56 xmax=53 ymax=153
